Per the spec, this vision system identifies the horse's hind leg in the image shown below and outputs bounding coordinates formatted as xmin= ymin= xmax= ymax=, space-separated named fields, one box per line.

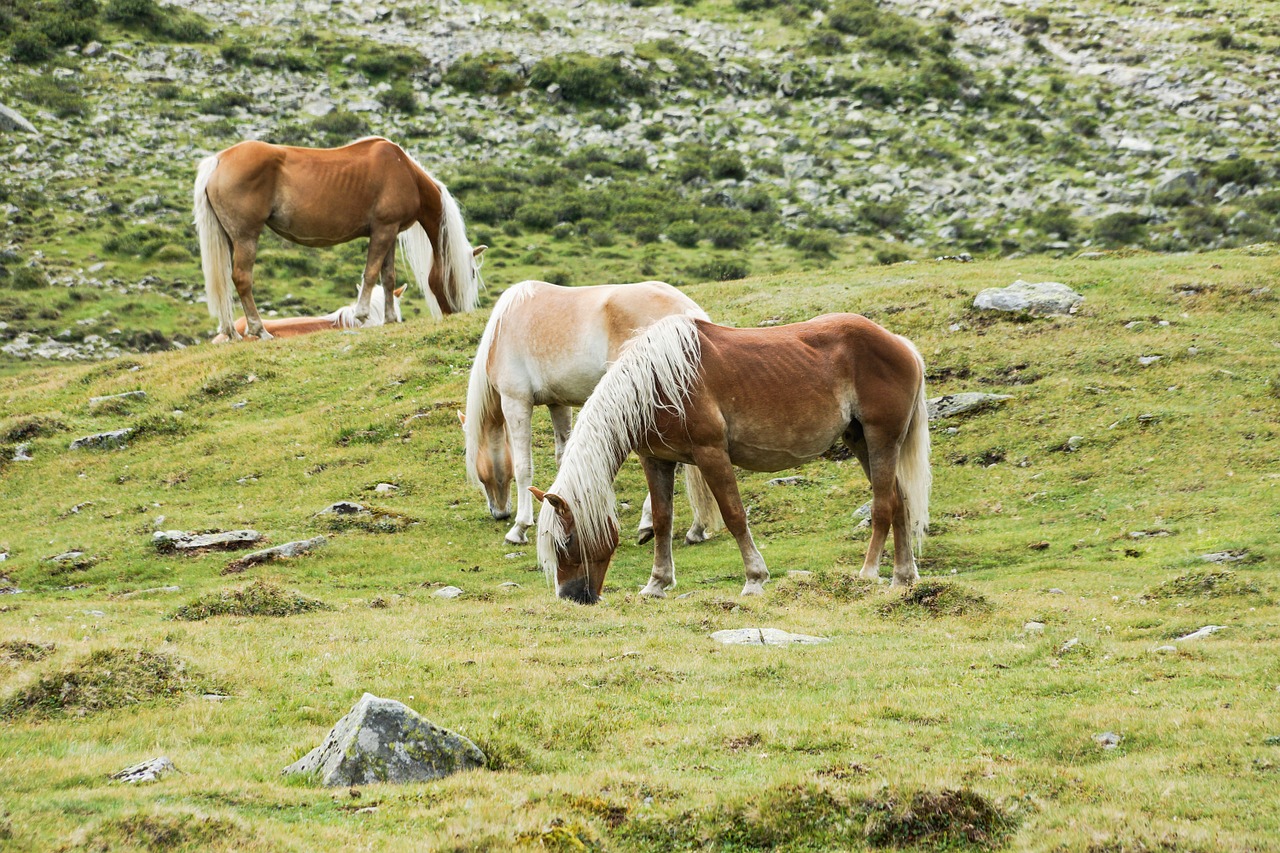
xmin=549 ymin=405 xmax=572 ymax=466
xmin=500 ymin=396 xmax=536 ymax=545
xmin=859 ymin=427 xmax=907 ymax=585
xmin=638 ymin=456 xmax=678 ymax=598
xmin=690 ymin=448 xmax=768 ymax=596
xmin=231 ymin=236 xmax=272 ymax=340
xmin=355 ymin=227 xmax=397 ymax=323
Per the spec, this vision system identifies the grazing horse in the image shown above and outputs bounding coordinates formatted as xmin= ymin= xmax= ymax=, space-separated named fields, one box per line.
xmin=193 ymin=136 xmax=486 ymax=342
xmin=533 ymin=313 xmax=931 ymax=604
xmin=464 ymin=279 xmax=722 ymax=546
xmin=210 ymin=284 xmax=404 ymax=344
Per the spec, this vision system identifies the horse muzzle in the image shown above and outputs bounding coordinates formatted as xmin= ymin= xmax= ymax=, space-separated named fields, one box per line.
xmin=557 ymin=576 xmax=599 ymax=605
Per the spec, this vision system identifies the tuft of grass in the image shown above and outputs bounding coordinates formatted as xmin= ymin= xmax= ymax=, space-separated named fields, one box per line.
xmin=1147 ymin=570 xmax=1263 ymax=600
xmin=79 ymin=812 xmax=251 ymax=852
xmin=0 ymin=640 xmax=55 ymax=663
xmin=877 ymin=581 xmax=992 ymax=618
xmin=170 ymin=580 xmax=332 ymax=621
xmin=863 ymin=787 xmax=1015 ymax=849
xmin=0 ymin=648 xmax=224 ymax=719
xmin=774 ymin=570 xmax=876 ymax=603
xmin=2 ymin=416 xmax=66 ymax=443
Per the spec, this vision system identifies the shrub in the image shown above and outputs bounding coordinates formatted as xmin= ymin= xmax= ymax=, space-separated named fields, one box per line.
xmin=17 ymin=74 xmax=88 ymax=117
xmin=10 ymin=33 xmax=54 ymax=63
xmin=515 ymin=202 xmax=558 ymax=230
xmin=874 ymin=247 xmax=910 ymax=265
xmin=171 ymin=581 xmax=331 ymax=621
xmin=1091 ymin=211 xmax=1147 ymax=246
xmin=860 ymin=199 xmax=908 ymax=231
xmin=3 ymin=266 xmax=48 ymax=291
xmin=688 ymin=257 xmax=751 ymax=281
xmin=1028 ymin=203 xmax=1078 ymax=240
xmin=1208 ymin=157 xmax=1263 ymax=187
xmin=786 ymin=228 xmax=837 ymax=256
xmin=36 ymin=12 xmax=99 ymax=47
xmin=444 ymin=50 xmax=525 ymax=96
xmin=311 ymin=110 xmax=368 ymax=145
xmin=378 ymin=81 xmax=418 ymax=114
xmin=529 ymin=52 xmax=647 ymax=106
xmin=666 ymin=220 xmax=701 ymax=248
xmin=710 ymin=152 xmax=748 ymax=181
xmin=105 ymin=0 xmax=158 ymax=26
xmin=706 ymin=218 xmax=751 ymax=250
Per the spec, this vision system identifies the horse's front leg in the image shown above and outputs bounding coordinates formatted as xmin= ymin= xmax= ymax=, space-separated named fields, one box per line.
xmin=500 ymin=396 xmax=535 ymax=545
xmin=690 ymin=447 xmax=768 ymax=596
xmin=549 ymin=405 xmax=572 ymax=466
xmin=378 ymin=240 xmax=398 ymax=323
xmin=356 ymin=229 xmax=396 ymax=323
xmin=638 ymin=456 xmax=678 ymax=598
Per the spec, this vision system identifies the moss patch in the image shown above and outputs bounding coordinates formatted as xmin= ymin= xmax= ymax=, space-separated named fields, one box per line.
xmin=1147 ymin=570 xmax=1264 ymax=600
xmin=170 ymin=580 xmax=332 ymax=621
xmin=878 ymin=581 xmax=993 ymax=618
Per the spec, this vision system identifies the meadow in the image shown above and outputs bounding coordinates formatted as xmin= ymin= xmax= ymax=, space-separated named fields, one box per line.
xmin=1 ymin=248 xmax=1278 ymax=851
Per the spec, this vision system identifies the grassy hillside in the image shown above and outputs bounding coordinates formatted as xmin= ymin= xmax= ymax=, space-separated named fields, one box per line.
xmin=1 ymin=251 xmax=1278 ymax=850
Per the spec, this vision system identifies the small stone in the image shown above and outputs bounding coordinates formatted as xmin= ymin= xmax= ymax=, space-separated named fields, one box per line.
xmin=223 ymin=537 xmax=327 ymax=573
xmin=1058 ymin=637 xmax=1081 ymax=654
xmin=711 ymin=628 xmax=830 ymax=646
xmin=316 ymin=501 xmax=370 ymax=516
xmin=70 ymin=428 xmax=134 ymax=450
xmin=90 ymin=390 xmax=146 ymax=406
xmin=12 ymin=443 xmax=32 ymax=462
xmin=1153 ymin=645 xmax=1177 ymax=654
xmin=499 ymin=582 xmax=520 ymax=589
xmin=111 ymin=757 xmax=178 ymax=784
xmin=787 ymin=570 xmax=814 ymax=578
xmin=1138 ymin=355 xmax=1162 ymax=366
xmin=927 ymin=393 xmax=1012 ymax=420
xmin=1023 ymin=621 xmax=1045 ymax=635
xmin=434 ymin=586 xmax=464 ymax=599
xmin=767 ymin=476 xmax=805 ymax=486
xmin=1047 ymin=588 xmax=1066 ymax=595
xmin=1093 ymin=731 xmax=1122 ymax=749
xmin=1200 ymin=550 xmax=1248 ymax=564
xmin=1176 ymin=625 xmax=1226 ymax=642
xmin=374 ymin=483 xmax=398 ymax=493
xmin=153 ymin=530 xmax=261 ymax=552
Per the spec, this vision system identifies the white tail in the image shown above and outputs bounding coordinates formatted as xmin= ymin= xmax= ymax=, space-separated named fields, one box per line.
xmin=434 ymin=179 xmax=482 ymax=313
xmin=463 ymin=281 xmax=533 ymax=486
xmin=896 ymin=344 xmax=932 ymax=555
xmin=683 ymin=464 xmax=724 ymax=537
xmin=193 ymin=155 xmax=236 ymax=334
xmin=396 ymin=222 xmax=442 ymax=319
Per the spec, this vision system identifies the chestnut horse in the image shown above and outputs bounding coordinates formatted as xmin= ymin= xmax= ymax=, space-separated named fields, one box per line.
xmin=464 ymin=279 xmax=721 ymax=546
xmin=533 ymin=313 xmax=931 ymax=604
xmin=193 ymin=136 xmax=485 ymax=342
xmin=210 ymin=284 xmax=404 ymax=344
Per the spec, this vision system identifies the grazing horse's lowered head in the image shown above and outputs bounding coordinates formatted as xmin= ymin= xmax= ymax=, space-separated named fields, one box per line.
xmin=458 ymin=411 xmax=513 ymax=520
xmin=531 ymin=487 xmax=619 ymax=605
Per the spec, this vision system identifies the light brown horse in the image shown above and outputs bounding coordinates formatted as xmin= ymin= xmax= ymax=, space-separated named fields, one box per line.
xmin=533 ymin=313 xmax=931 ymax=604
xmin=193 ymin=136 xmax=485 ymax=341
xmin=463 ymin=279 xmax=721 ymax=545
xmin=210 ymin=284 xmax=404 ymax=344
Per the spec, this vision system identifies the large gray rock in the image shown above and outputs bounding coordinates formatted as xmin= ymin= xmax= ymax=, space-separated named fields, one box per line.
xmin=711 ymin=628 xmax=830 ymax=646
xmin=153 ymin=529 xmax=262 ymax=552
xmin=927 ymin=393 xmax=1012 ymax=420
xmin=70 ymin=429 xmax=134 ymax=450
xmin=973 ymin=280 xmax=1083 ymax=316
xmin=283 ymin=693 xmax=485 ymax=786
xmin=111 ymin=756 xmax=178 ymax=784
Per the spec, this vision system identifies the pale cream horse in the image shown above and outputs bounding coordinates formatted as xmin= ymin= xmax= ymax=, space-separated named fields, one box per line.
xmin=464 ymin=280 xmax=722 ymax=546
xmin=193 ymin=136 xmax=485 ymax=341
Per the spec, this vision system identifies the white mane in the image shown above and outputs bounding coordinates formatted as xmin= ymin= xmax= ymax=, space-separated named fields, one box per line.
xmin=464 ymin=280 xmax=539 ymax=486
xmin=536 ymin=314 xmax=703 ymax=578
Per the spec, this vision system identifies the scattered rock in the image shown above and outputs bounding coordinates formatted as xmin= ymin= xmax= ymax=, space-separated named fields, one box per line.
xmin=0 ymin=102 xmax=38 ymax=135
xmin=69 ymin=429 xmax=134 ymax=450
xmin=316 ymin=501 xmax=371 ymax=516
xmin=786 ymin=570 xmax=813 ymax=578
xmin=1200 ymin=550 xmax=1249 ymax=564
xmin=1058 ymin=637 xmax=1081 ymax=655
xmin=223 ymin=536 xmax=327 ymax=573
xmin=973 ymin=280 xmax=1083 ymax=316
xmin=1153 ymin=645 xmax=1177 ymax=654
xmin=1137 ymin=355 xmax=1162 ymax=366
xmin=927 ymin=393 xmax=1012 ymax=420
xmin=153 ymin=529 xmax=262 ymax=553
xmin=1093 ymin=731 xmax=1122 ymax=749
xmin=499 ymin=581 xmax=521 ymax=589
xmin=710 ymin=628 xmax=830 ymax=646
xmin=282 ymin=693 xmax=485 ymax=786
xmin=111 ymin=757 xmax=179 ymax=784
xmin=433 ymin=586 xmax=464 ymax=599
xmin=116 ymin=585 xmax=182 ymax=599
xmin=1176 ymin=625 xmax=1226 ymax=642
xmin=43 ymin=551 xmax=96 ymax=572
xmin=12 ymin=443 xmax=32 ymax=462
xmin=1023 ymin=621 xmax=1045 ymax=635
xmin=767 ymin=476 xmax=805 ymax=486
xmin=0 ymin=575 xmax=19 ymax=595
xmin=374 ymin=483 xmax=398 ymax=493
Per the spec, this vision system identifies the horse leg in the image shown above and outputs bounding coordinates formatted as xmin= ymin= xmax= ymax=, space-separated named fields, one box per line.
xmin=549 ymin=405 xmax=572 ymax=467
xmin=231 ymin=236 xmax=272 ymax=340
xmin=378 ymin=240 xmax=398 ymax=323
xmin=638 ymin=456 xmax=678 ymax=598
xmin=690 ymin=449 xmax=769 ymax=596
xmin=355 ymin=227 xmax=397 ymax=323
xmin=860 ymin=426 xmax=905 ymax=585
xmin=500 ymin=396 xmax=535 ymax=545
xmin=682 ymin=464 xmax=720 ymax=545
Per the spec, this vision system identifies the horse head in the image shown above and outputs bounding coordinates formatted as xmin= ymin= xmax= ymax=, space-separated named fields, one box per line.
xmin=532 ymin=487 xmax=619 ymax=605
xmin=460 ymin=411 xmax=513 ymax=520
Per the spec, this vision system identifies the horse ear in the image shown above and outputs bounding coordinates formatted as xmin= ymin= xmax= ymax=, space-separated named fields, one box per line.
xmin=530 ymin=487 xmax=568 ymax=512
xmin=473 ymin=245 xmax=488 ymax=264
xmin=530 ymin=486 xmax=547 ymax=504
xmin=394 ymin=284 xmax=407 ymax=299
xmin=457 ymin=410 xmax=466 ymax=428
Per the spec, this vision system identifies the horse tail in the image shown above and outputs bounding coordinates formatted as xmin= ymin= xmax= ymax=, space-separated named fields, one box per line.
xmin=683 ymin=464 xmax=723 ymax=536
xmin=396 ymin=222 xmax=442 ymax=320
xmin=193 ymin=155 xmax=235 ymax=331
xmin=464 ymin=282 xmax=531 ymax=486
xmin=896 ymin=341 xmax=932 ymax=555
xmin=433 ymin=178 xmax=482 ymax=313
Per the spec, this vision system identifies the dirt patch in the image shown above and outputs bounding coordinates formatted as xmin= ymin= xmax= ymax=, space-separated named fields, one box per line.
xmin=1147 ymin=570 xmax=1264 ymax=600
xmin=878 ymin=581 xmax=993 ymax=618
xmin=170 ymin=580 xmax=332 ymax=621
xmin=863 ymin=787 xmax=1014 ymax=849
xmin=0 ymin=648 xmax=225 ymax=719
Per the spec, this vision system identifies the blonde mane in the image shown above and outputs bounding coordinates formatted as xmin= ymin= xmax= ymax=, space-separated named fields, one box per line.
xmin=537 ymin=314 xmax=703 ymax=578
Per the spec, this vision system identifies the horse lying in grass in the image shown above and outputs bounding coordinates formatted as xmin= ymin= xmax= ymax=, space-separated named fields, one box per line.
xmin=533 ymin=313 xmax=931 ymax=604
xmin=209 ymin=284 xmax=404 ymax=344
xmin=193 ymin=136 xmax=485 ymax=342
xmin=464 ymin=279 xmax=722 ymax=546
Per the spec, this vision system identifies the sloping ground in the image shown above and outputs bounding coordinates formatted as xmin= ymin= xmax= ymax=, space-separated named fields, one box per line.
xmin=0 ymin=252 xmax=1277 ymax=850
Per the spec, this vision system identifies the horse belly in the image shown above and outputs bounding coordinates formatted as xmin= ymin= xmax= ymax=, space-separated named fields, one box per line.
xmin=723 ymin=411 xmax=848 ymax=473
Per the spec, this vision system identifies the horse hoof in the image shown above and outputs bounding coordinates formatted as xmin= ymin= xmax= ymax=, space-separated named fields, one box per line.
xmin=636 ymin=528 xmax=654 ymax=546
xmin=684 ymin=530 xmax=710 ymax=545
xmin=740 ymin=582 xmax=766 ymax=596
xmin=639 ymin=582 xmax=667 ymax=598
xmin=890 ymin=575 xmax=918 ymax=589
xmin=504 ymin=528 xmax=528 ymax=546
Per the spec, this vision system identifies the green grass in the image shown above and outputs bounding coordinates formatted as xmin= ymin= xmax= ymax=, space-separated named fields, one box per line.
xmin=0 ymin=250 xmax=1278 ymax=850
